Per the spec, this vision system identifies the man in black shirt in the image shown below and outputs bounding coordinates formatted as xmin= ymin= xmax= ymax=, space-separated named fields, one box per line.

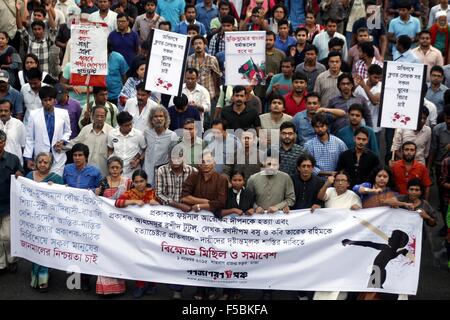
xmin=291 ymin=153 xmax=324 ymax=211
xmin=336 ymin=127 xmax=379 ymax=187
xmin=0 ymin=130 xmax=24 ymax=274
xmin=220 ymin=85 xmax=261 ymax=131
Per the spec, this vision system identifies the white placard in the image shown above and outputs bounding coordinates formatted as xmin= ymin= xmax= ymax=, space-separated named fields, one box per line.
xmin=70 ymin=23 xmax=108 ymax=78
xmin=225 ymin=31 xmax=266 ymax=86
xmin=144 ymin=29 xmax=190 ymax=96
xmin=11 ymin=177 xmax=422 ymax=295
xmin=379 ymin=61 xmax=426 ymax=130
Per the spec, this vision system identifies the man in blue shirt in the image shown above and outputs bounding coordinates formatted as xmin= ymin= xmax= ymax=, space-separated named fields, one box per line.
xmin=387 ymin=1 xmax=421 ymax=58
xmin=336 ymin=103 xmax=379 ymax=155
xmin=274 ymin=20 xmax=296 ymax=53
xmin=107 ymin=45 xmax=129 ymax=104
xmin=393 ymin=35 xmax=421 ymax=63
xmin=168 ymin=93 xmax=201 ymax=132
xmin=285 ymin=0 xmax=306 ymax=29
xmin=0 ymin=71 xmax=24 ymax=120
xmin=195 ymin=0 xmax=218 ymax=35
xmin=156 ymin=0 xmax=185 ymax=31
xmin=108 ymin=13 xmax=140 ymax=65
xmin=63 ymin=142 xmax=102 ymax=292
xmin=174 ymin=4 xmax=207 ymax=36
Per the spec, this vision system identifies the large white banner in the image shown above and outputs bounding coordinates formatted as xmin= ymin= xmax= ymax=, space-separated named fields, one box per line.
xmin=144 ymin=29 xmax=190 ymax=97
xmin=225 ymin=31 xmax=266 ymax=86
xmin=11 ymin=177 xmax=423 ymax=295
xmin=379 ymin=61 xmax=426 ymax=130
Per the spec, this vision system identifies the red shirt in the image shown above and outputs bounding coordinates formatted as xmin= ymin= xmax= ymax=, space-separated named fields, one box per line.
xmin=391 ymin=160 xmax=432 ymax=194
xmin=284 ymin=91 xmax=307 ymax=116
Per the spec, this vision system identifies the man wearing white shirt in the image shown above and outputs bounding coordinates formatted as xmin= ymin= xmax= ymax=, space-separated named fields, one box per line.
xmin=107 ymin=111 xmax=146 ymax=177
xmin=88 ymin=0 xmax=118 ymax=33
xmin=20 ymin=68 xmax=48 ymax=124
xmin=353 ymin=64 xmax=382 ymax=141
xmin=313 ymin=18 xmax=348 ymax=61
xmin=428 ymin=0 xmax=450 ymax=28
xmin=56 ymin=0 xmax=77 ymax=22
xmin=179 ymin=67 xmax=211 ymax=130
xmin=123 ymin=83 xmax=157 ymax=132
xmin=0 ymin=100 xmax=26 ymax=165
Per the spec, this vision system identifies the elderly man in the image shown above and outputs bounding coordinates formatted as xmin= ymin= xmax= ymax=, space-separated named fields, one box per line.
xmin=0 ymin=99 xmax=26 ymax=165
xmin=143 ymin=106 xmax=177 ymax=186
xmin=180 ymin=149 xmax=227 ymax=300
xmin=66 ymin=106 xmax=113 ymax=177
xmin=247 ymin=149 xmax=295 ymax=214
xmin=0 ymin=129 xmax=24 ymax=274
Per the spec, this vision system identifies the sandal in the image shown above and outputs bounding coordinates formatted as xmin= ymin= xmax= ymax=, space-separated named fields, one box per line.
xmin=39 ymin=284 xmax=48 ymax=293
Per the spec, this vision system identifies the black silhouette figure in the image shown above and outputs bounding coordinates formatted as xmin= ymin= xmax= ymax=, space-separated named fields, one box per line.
xmin=342 ymin=230 xmax=409 ymax=288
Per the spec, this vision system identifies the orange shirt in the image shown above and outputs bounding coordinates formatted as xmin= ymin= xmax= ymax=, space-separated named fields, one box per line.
xmin=391 ymin=160 xmax=432 ymax=194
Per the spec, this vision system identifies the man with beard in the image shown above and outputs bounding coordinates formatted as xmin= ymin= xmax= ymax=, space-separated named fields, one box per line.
xmin=391 ymin=141 xmax=432 ymax=199
xmin=221 ymin=85 xmax=261 ymax=131
xmin=88 ymin=0 xmax=118 ymax=33
xmin=179 ymin=68 xmax=210 ymax=131
xmin=187 ymin=35 xmax=221 ymax=103
xmin=168 ymin=93 xmax=201 ymax=132
xmin=123 ymin=83 xmax=158 ymax=132
xmin=66 ymin=106 xmax=113 ymax=177
xmin=291 ymin=152 xmax=324 ymax=210
xmin=305 ymin=113 xmax=347 ymax=177
xmin=143 ymin=105 xmax=177 ymax=186
xmin=175 ymin=5 xmax=206 ymax=36
xmin=283 ymin=72 xmax=308 ymax=117
xmin=328 ymin=73 xmax=373 ymax=134
xmin=336 ymin=127 xmax=380 ymax=187
xmin=133 ymin=0 xmax=165 ymax=44
xmin=426 ymin=66 xmax=448 ymax=114
xmin=336 ymin=103 xmax=379 ymax=155
xmin=277 ymin=120 xmax=306 ymax=176
xmin=412 ymin=30 xmax=443 ymax=82
xmin=392 ymin=106 xmax=431 ymax=165
xmin=293 ymin=92 xmax=343 ymax=146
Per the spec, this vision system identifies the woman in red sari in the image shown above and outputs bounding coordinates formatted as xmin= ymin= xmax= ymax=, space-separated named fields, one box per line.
xmin=115 ymin=169 xmax=159 ymax=298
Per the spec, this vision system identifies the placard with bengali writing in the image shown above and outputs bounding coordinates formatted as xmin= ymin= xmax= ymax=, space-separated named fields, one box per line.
xmin=225 ymin=31 xmax=266 ymax=86
xmin=70 ymin=23 xmax=108 ymax=87
xmin=379 ymin=61 xmax=427 ymax=130
xmin=144 ymin=29 xmax=190 ymax=96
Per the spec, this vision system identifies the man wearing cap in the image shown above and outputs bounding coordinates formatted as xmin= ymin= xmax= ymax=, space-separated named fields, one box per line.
xmin=0 ymin=99 xmax=26 ymax=166
xmin=0 ymin=129 xmax=24 ymax=275
xmin=55 ymin=83 xmax=81 ymax=139
xmin=0 ymin=70 xmax=24 ymax=121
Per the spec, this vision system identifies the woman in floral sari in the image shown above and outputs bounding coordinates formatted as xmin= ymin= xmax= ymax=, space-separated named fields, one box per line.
xmin=95 ymin=156 xmax=131 ymax=295
xmin=25 ymin=152 xmax=64 ymax=292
